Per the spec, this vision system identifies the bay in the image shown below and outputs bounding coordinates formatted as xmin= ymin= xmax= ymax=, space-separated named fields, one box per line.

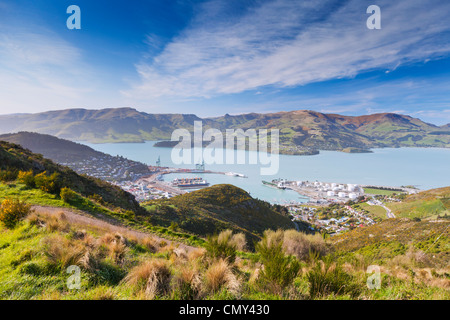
xmin=83 ymin=142 xmax=450 ymax=204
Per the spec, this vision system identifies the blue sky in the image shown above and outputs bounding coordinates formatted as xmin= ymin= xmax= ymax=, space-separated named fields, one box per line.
xmin=0 ymin=0 xmax=450 ymax=125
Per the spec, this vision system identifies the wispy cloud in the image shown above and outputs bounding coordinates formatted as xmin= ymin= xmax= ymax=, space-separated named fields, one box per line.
xmin=0 ymin=24 xmax=96 ymax=113
xmin=124 ymin=0 xmax=450 ymax=100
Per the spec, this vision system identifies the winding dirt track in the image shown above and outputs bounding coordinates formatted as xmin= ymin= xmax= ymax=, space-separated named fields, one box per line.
xmin=31 ymin=205 xmax=196 ymax=253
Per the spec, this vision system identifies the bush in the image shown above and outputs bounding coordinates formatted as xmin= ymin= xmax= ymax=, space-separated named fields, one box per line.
xmin=60 ymin=187 xmax=78 ymax=203
xmin=0 ymin=168 xmax=18 ymax=182
xmin=0 ymin=198 xmax=32 ymax=228
xmin=34 ymin=171 xmax=61 ymax=194
xmin=255 ymin=230 xmax=300 ymax=293
xmin=17 ymin=170 xmax=35 ymax=188
xmin=205 ymin=229 xmax=238 ymax=263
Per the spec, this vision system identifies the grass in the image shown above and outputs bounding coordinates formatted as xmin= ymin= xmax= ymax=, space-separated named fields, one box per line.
xmin=358 ymin=202 xmax=388 ymax=220
xmin=363 ymin=187 xmax=401 ymax=196
xmin=387 ymin=199 xmax=448 ymax=220
xmin=0 ymin=181 xmax=206 ymax=248
xmin=0 ymin=210 xmax=449 ymax=300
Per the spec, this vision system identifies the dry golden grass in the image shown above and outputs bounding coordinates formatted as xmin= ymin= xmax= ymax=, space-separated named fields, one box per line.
xmin=172 ymin=265 xmax=203 ymax=299
xmin=204 ymin=258 xmax=240 ymax=295
xmin=123 ymin=258 xmax=172 ymax=299
xmin=283 ymin=229 xmax=329 ymax=261
xmin=43 ymin=234 xmax=86 ymax=269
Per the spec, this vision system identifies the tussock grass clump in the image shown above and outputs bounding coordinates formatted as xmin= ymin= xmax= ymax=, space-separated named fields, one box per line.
xmin=283 ymin=230 xmax=329 ymax=261
xmin=205 ymin=229 xmax=245 ymax=263
xmin=172 ymin=266 xmax=203 ymax=300
xmin=99 ymin=232 xmax=129 ymax=265
xmin=307 ymin=256 xmax=361 ymax=299
xmin=123 ymin=258 xmax=172 ymax=299
xmin=204 ymin=258 xmax=240 ymax=296
xmin=255 ymin=230 xmax=300 ymax=293
xmin=43 ymin=234 xmax=85 ymax=270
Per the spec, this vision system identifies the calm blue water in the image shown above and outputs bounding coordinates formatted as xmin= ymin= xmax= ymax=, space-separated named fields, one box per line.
xmin=84 ymin=141 xmax=450 ymax=204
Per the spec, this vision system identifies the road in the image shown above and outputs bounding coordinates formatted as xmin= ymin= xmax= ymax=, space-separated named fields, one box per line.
xmin=382 ymin=204 xmax=396 ymax=218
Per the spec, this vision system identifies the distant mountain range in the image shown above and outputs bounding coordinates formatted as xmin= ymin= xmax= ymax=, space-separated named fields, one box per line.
xmin=0 ymin=107 xmax=448 ymax=152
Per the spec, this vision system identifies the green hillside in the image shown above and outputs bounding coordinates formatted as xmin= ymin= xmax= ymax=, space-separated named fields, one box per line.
xmin=0 ymin=132 xmax=104 ymax=162
xmin=387 ymin=187 xmax=450 ymax=220
xmin=0 ymin=140 xmax=143 ymax=214
xmin=143 ymin=184 xmax=298 ymax=244
xmin=331 ymin=218 xmax=450 ymax=268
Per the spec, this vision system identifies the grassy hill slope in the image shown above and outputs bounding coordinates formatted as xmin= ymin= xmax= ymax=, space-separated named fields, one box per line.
xmin=0 ymin=131 xmax=107 ymax=163
xmin=143 ymin=184 xmax=298 ymax=244
xmin=331 ymin=218 xmax=450 ymax=268
xmin=0 ymin=140 xmax=143 ymax=214
xmin=387 ymin=187 xmax=450 ymax=220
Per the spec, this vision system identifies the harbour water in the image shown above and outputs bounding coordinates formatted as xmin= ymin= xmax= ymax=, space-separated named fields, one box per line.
xmin=84 ymin=141 xmax=450 ymax=204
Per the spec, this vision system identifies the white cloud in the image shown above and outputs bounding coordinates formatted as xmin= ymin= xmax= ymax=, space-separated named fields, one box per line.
xmin=124 ymin=0 xmax=450 ymax=100
xmin=0 ymin=26 xmax=124 ymax=114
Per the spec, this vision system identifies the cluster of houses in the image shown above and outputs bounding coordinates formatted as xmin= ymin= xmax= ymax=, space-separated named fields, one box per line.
xmin=289 ymin=202 xmax=375 ymax=235
xmin=61 ymin=155 xmax=150 ymax=182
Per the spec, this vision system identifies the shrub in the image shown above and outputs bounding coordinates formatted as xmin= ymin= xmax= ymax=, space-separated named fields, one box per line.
xmin=0 ymin=168 xmax=18 ymax=182
xmin=60 ymin=187 xmax=78 ymax=203
xmin=0 ymin=198 xmax=32 ymax=228
xmin=205 ymin=229 xmax=237 ymax=263
xmin=34 ymin=171 xmax=61 ymax=194
xmin=17 ymin=170 xmax=35 ymax=188
xmin=255 ymin=230 xmax=300 ymax=293
xmin=88 ymin=194 xmax=105 ymax=205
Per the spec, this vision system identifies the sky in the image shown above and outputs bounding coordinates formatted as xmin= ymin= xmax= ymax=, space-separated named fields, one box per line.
xmin=0 ymin=0 xmax=450 ymax=125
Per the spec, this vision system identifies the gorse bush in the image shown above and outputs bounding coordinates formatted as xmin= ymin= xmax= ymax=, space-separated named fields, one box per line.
xmin=60 ymin=187 xmax=78 ymax=203
xmin=17 ymin=170 xmax=35 ymax=188
xmin=255 ymin=230 xmax=300 ymax=293
xmin=0 ymin=168 xmax=18 ymax=182
xmin=34 ymin=171 xmax=61 ymax=194
xmin=0 ymin=198 xmax=32 ymax=229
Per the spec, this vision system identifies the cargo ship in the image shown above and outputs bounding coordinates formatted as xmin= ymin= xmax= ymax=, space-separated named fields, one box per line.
xmin=172 ymin=177 xmax=210 ymax=188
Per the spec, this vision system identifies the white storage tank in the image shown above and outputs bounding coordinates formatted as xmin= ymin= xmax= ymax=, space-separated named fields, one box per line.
xmin=327 ymin=191 xmax=335 ymax=197
xmin=349 ymin=193 xmax=358 ymax=200
xmin=338 ymin=192 xmax=347 ymax=198
xmin=347 ymin=184 xmax=356 ymax=192
xmin=331 ymin=183 xmax=337 ymax=188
